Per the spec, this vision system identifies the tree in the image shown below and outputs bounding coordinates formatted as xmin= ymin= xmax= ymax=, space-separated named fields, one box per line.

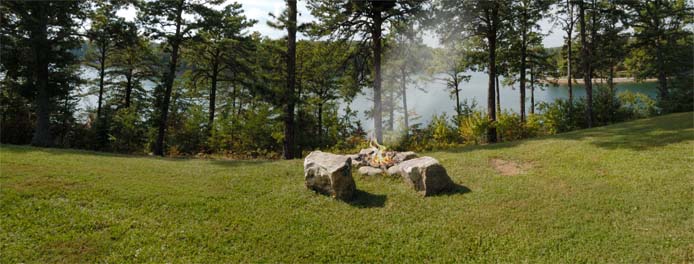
xmin=1 ymin=1 xmax=86 ymax=147
xmin=285 ymin=0 xmax=298 ymax=159
xmin=435 ymin=0 xmax=510 ymax=143
xmin=508 ymin=0 xmax=551 ymax=122
xmin=85 ymin=1 xmax=133 ymax=148
xmin=429 ymin=42 xmax=471 ymax=120
xmin=308 ymin=0 xmax=426 ymax=143
xmin=109 ymin=29 xmax=157 ymax=109
xmin=185 ymin=3 xmax=255 ymax=137
xmin=383 ymin=22 xmax=431 ymax=134
xmin=139 ymin=0 xmax=220 ymax=156
xmin=299 ymin=41 xmax=358 ymax=146
xmin=622 ymin=0 xmax=693 ymax=104
xmin=578 ymin=0 xmax=595 ymax=127
xmin=555 ymin=0 xmax=579 ymax=105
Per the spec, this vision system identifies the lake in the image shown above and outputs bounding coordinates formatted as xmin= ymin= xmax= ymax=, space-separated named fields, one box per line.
xmin=348 ymin=71 xmax=657 ymax=130
xmin=78 ymin=68 xmax=656 ymax=130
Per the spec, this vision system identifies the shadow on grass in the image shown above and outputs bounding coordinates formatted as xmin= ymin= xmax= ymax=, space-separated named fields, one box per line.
xmin=558 ymin=112 xmax=694 ymax=151
xmin=435 ymin=112 xmax=693 ymax=154
xmin=430 ymin=183 xmax=472 ymax=197
xmin=346 ymin=190 xmax=387 ymax=208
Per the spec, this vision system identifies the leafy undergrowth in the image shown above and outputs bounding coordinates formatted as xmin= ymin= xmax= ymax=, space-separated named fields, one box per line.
xmin=1 ymin=113 xmax=693 ymax=262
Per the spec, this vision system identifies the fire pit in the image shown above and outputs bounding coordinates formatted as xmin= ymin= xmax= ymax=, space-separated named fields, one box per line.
xmin=304 ymin=138 xmax=455 ymax=198
xmin=351 ymin=137 xmax=418 ymax=175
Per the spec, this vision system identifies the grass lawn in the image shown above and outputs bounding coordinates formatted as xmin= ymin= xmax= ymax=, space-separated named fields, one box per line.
xmin=1 ymin=112 xmax=693 ymax=262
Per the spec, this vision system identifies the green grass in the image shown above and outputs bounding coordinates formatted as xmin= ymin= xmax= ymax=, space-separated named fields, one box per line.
xmin=1 ymin=113 xmax=693 ymax=263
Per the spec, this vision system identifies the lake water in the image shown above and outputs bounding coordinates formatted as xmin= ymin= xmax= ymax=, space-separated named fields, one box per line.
xmin=78 ymin=68 xmax=656 ymax=130
xmin=349 ymin=71 xmax=657 ymax=130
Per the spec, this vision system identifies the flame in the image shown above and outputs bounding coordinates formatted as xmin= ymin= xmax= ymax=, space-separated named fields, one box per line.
xmin=368 ymin=137 xmax=394 ymax=168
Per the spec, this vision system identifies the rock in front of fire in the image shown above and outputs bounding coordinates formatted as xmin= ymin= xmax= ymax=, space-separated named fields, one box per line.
xmin=386 ymin=164 xmax=402 ymax=176
xmin=346 ymin=154 xmax=363 ymax=167
xmin=358 ymin=166 xmax=384 ymax=176
xmin=398 ymin=157 xmax=454 ymax=196
xmin=394 ymin=151 xmax=418 ymax=162
xmin=304 ymin=151 xmax=356 ymax=200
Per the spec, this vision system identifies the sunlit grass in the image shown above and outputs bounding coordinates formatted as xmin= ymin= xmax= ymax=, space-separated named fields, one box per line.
xmin=1 ymin=112 xmax=692 ymax=262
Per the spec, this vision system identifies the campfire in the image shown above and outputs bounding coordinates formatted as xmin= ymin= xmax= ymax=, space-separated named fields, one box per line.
xmin=367 ymin=138 xmax=397 ymax=169
xmin=352 ymin=137 xmax=417 ymax=176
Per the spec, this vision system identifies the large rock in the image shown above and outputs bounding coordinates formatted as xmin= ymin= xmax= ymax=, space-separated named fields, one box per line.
xmin=397 ymin=157 xmax=454 ymax=196
xmin=394 ymin=151 xmax=418 ymax=163
xmin=386 ymin=164 xmax=402 ymax=176
xmin=304 ymin=151 xmax=355 ymax=200
xmin=358 ymin=166 xmax=383 ymax=176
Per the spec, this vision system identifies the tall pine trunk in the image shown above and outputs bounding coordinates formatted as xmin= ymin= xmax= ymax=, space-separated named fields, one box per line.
xmin=496 ymin=73 xmax=501 ymax=115
xmin=579 ymin=1 xmax=593 ymax=128
xmin=530 ymin=66 xmax=535 ymax=114
xmin=30 ymin=4 xmax=52 ymax=147
xmin=283 ymin=0 xmax=297 ymax=159
xmin=372 ymin=13 xmax=383 ymax=142
xmin=153 ymin=0 xmax=184 ymax=156
xmin=124 ymin=67 xmax=133 ymax=108
xmin=208 ymin=63 xmax=218 ymax=135
xmin=388 ymin=88 xmax=394 ymax=131
xmin=567 ymin=0 xmax=574 ymax=106
xmin=401 ymin=67 xmax=409 ymax=134
xmin=486 ymin=18 xmax=498 ymax=143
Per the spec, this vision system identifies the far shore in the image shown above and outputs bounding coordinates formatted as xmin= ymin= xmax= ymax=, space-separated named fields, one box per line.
xmin=547 ymin=77 xmax=658 ymax=85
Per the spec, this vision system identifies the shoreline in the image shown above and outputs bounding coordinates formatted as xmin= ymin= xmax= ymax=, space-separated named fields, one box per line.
xmin=548 ymin=77 xmax=658 ymax=85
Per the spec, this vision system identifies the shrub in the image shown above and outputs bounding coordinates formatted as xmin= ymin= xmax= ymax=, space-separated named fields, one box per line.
xmin=109 ymin=106 xmax=147 ymax=153
xmin=458 ymin=111 xmax=491 ymax=144
xmin=537 ymin=99 xmax=585 ymax=134
xmin=593 ymin=85 xmax=623 ymax=125
xmin=617 ymin=91 xmax=659 ymax=119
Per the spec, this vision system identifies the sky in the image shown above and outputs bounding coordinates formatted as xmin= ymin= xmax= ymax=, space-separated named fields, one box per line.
xmin=117 ymin=0 xmax=566 ymax=48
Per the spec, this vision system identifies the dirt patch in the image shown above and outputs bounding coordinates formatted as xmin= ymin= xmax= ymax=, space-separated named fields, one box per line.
xmin=489 ymin=158 xmax=531 ymax=176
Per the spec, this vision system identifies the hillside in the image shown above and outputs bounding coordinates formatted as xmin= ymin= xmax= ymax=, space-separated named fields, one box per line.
xmin=1 ymin=113 xmax=692 ymax=262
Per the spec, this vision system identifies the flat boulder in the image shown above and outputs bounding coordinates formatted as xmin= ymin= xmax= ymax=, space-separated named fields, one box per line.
xmin=394 ymin=151 xmax=418 ymax=162
xmin=386 ymin=164 xmax=402 ymax=176
xmin=398 ymin=157 xmax=454 ymax=196
xmin=304 ymin=151 xmax=355 ymax=200
xmin=358 ymin=166 xmax=383 ymax=176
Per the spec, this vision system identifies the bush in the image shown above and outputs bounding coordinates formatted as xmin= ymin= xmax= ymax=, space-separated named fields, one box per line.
xmin=537 ymin=99 xmax=585 ymax=134
xmin=458 ymin=111 xmax=491 ymax=144
xmin=109 ymin=106 xmax=147 ymax=153
xmin=617 ymin=91 xmax=659 ymax=119
xmin=593 ymin=85 xmax=623 ymax=125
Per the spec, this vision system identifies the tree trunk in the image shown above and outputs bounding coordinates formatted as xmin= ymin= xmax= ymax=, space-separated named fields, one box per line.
xmin=30 ymin=5 xmax=52 ymax=147
xmin=530 ymin=66 xmax=535 ymax=115
xmin=96 ymin=45 xmax=108 ymax=149
xmin=283 ymin=0 xmax=297 ymax=159
xmin=579 ymin=0 xmax=593 ymax=128
xmin=520 ymin=42 xmax=526 ymax=123
xmin=519 ymin=11 xmax=527 ymax=123
xmin=317 ymin=103 xmax=323 ymax=147
xmin=486 ymin=17 xmax=498 ymax=143
xmin=388 ymin=87 xmax=394 ymax=131
xmin=567 ymin=0 xmax=574 ymax=105
xmin=401 ymin=70 xmax=409 ymax=134
xmin=124 ymin=68 xmax=133 ymax=108
xmin=97 ymin=46 xmax=106 ymax=122
xmin=655 ymin=39 xmax=668 ymax=100
xmin=372 ymin=12 xmax=384 ymax=143
xmin=454 ymin=77 xmax=461 ymax=117
xmin=153 ymin=0 xmax=184 ymax=156
xmin=208 ymin=60 xmax=219 ymax=135
xmin=496 ymin=73 xmax=501 ymax=115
